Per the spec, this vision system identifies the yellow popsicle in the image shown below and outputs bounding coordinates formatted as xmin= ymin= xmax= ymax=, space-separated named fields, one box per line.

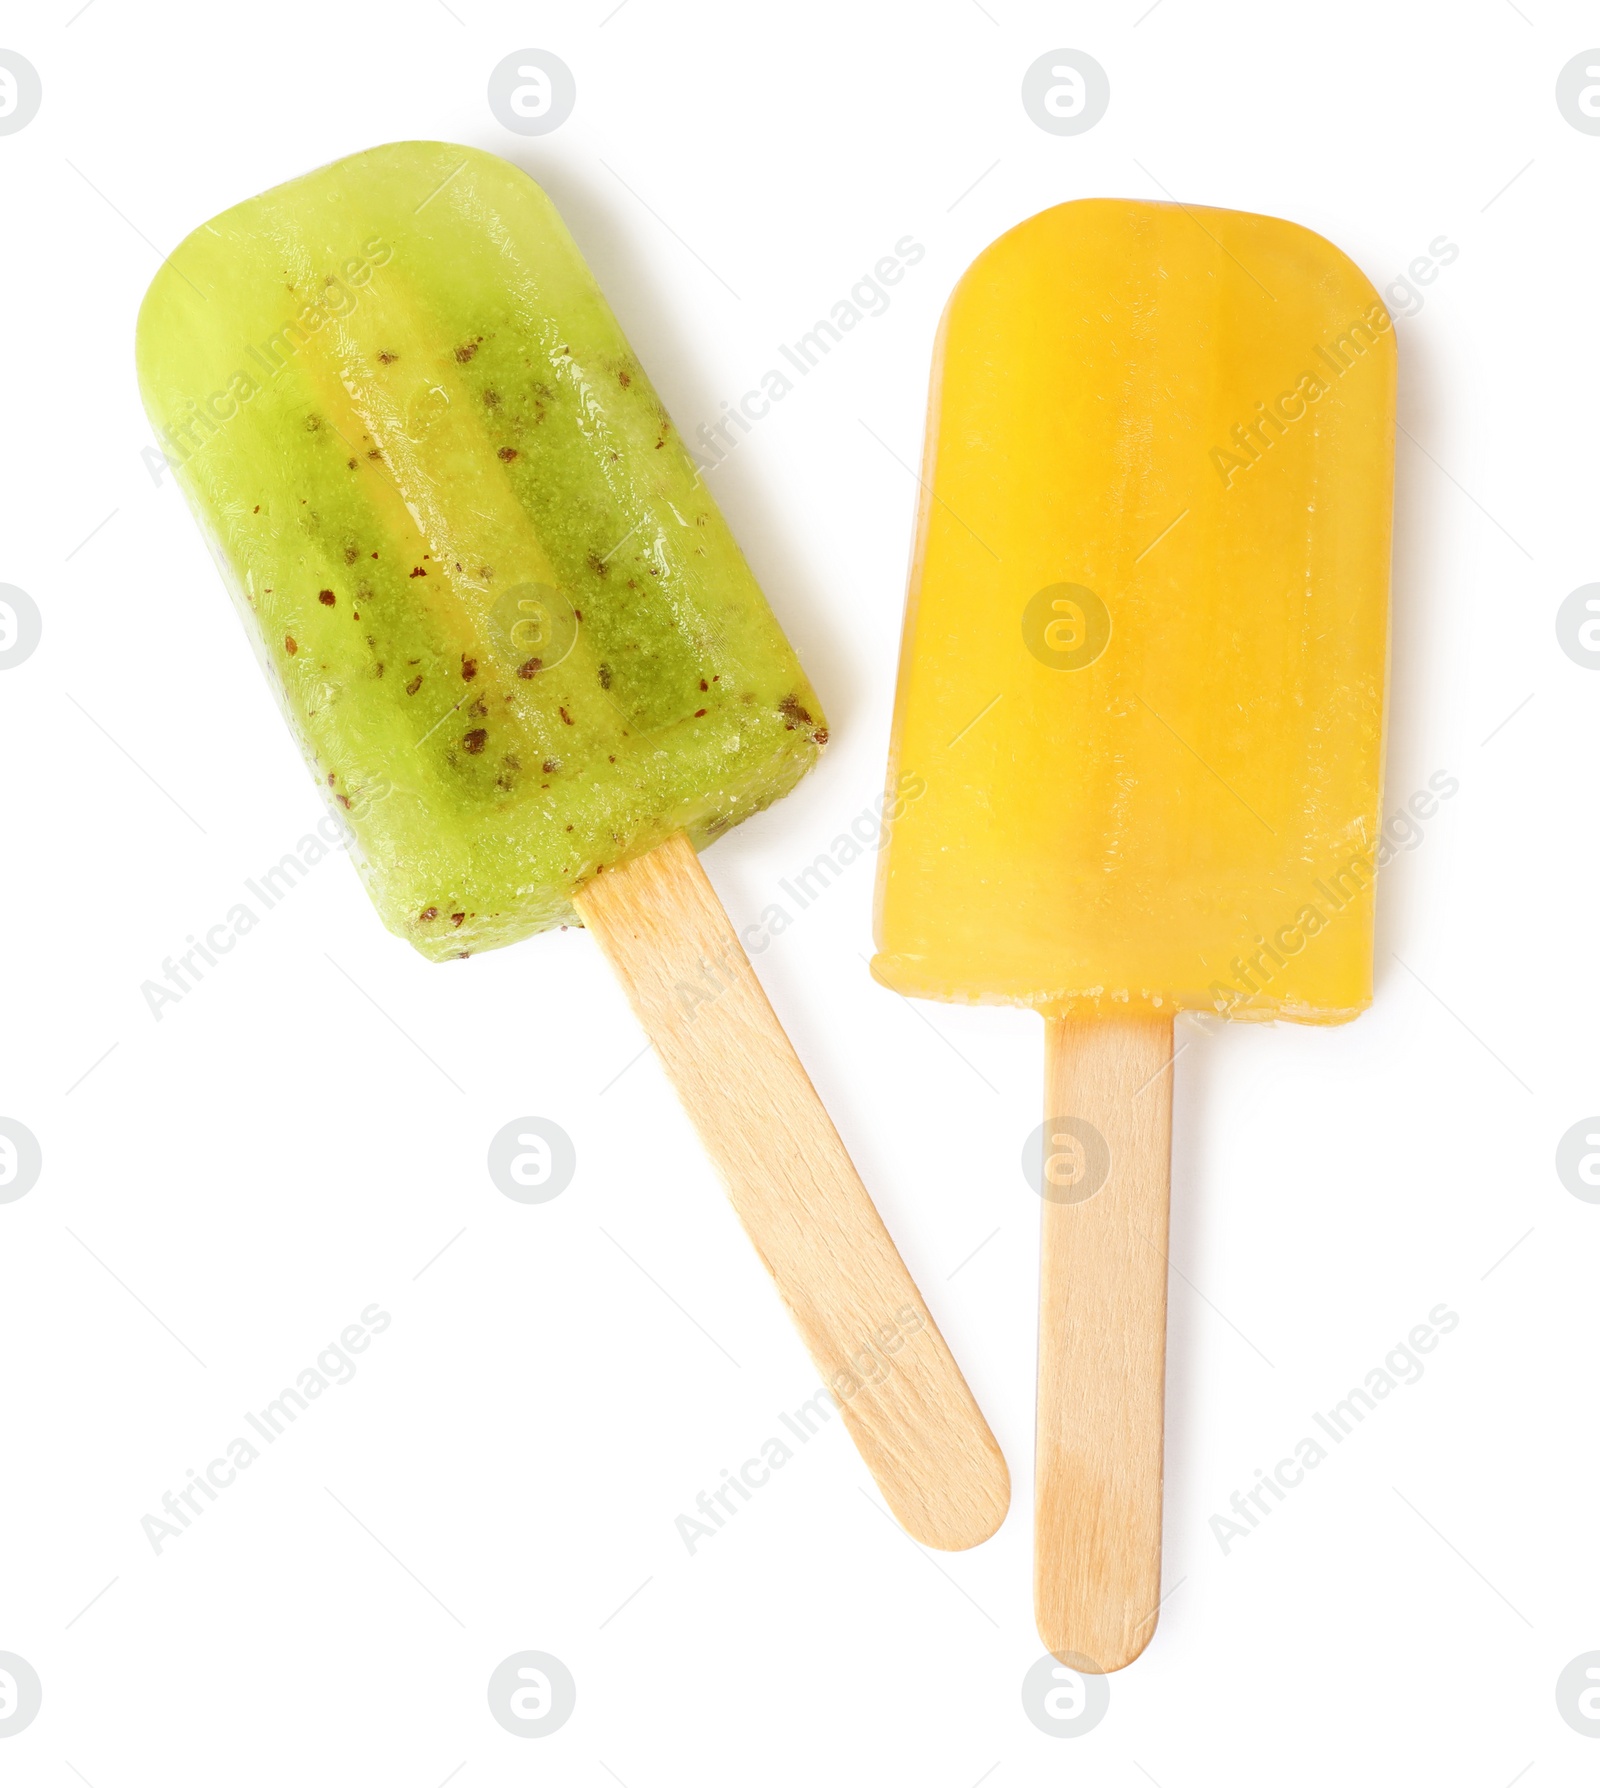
xmin=870 ymin=199 xmax=1395 ymax=1671
xmin=872 ymin=198 xmax=1394 ymax=1022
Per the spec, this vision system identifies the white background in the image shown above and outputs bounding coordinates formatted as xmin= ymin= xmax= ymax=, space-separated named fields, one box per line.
xmin=0 ymin=1 xmax=1594 ymax=1781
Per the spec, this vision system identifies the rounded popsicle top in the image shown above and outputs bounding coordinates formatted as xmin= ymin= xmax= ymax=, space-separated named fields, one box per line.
xmin=944 ymin=195 xmax=1389 ymax=335
xmin=872 ymin=198 xmax=1395 ymax=1023
xmin=137 ymin=143 xmax=529 ymax=370
xmin=138 ymin=142 xmax=827 ymax=959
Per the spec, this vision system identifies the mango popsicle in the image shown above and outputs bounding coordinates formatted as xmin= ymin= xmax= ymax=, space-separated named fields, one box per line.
xmin=138 ymin=142 xmax=1008 ymax=1550
xmin=871 ymin=199 xmax=1394 ymax=1659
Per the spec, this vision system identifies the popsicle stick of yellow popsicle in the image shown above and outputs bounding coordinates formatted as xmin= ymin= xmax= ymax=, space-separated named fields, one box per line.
xmin=873 ymin=199 xmax=1396 ymax=1665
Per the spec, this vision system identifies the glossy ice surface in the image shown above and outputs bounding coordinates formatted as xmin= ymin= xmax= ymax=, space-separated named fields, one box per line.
xmin=872 ymin=200 xmax=1394 ymax=1020
xmin=137 ymin=142 xmax=825 ymax=959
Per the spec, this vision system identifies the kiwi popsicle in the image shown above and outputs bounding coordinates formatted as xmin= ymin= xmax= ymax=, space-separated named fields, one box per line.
xmin=137 ymin=141 xmax=827 ymax=959
xmin=137 ymin=141 xmax=1009 ymax=1550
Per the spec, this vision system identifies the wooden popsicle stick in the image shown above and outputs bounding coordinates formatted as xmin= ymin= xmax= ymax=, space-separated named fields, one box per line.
xmin=575 ymin=832 xmax=1010 ymax=1550
xmin=1035 ymin=1015 xmax=1175 ymax=1670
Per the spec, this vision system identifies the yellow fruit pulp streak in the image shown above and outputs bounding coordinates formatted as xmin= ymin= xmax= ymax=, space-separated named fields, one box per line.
xmin=872 ymin=200 xmax=1395 ymax=1021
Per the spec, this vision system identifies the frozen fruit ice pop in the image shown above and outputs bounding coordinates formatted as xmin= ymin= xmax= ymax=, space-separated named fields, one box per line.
xmin=136 ymin=140 xmax=826 ymax=961
xmin=135 ymin=142 xmax=1009 ymax=1553
xmin=872 ymin=198 xmax=1394 ymax=1022
xmin=869 ymin=198 xmax=1395 ymax=1666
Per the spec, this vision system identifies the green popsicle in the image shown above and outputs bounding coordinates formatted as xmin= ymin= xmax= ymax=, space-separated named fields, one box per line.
xmin=134 ymin=140 xmax=1010 ymax=1552
xmin=137 ymin=140 xmax=826 ymax=960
